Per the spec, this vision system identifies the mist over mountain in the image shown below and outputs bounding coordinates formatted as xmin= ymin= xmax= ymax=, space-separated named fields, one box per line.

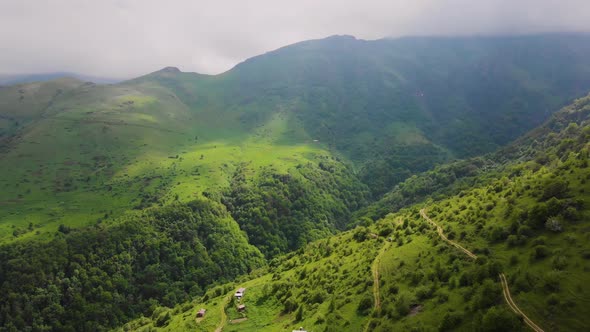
xmin=0 ymin=72 xmax=120 ymax=85
xmin=1 ymin=29 xmax=590 ymax=332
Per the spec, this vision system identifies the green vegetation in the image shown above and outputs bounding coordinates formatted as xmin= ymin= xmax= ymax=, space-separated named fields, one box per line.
xmin=120 ymin=94 xmax=590 ymax=331
xmin=221 ymin=159 xmax=369 ymax=257
xmin=0 ymin=200 xmax=264 ymax=331
xmin=1 ymin=35 xmax=590 ymax=331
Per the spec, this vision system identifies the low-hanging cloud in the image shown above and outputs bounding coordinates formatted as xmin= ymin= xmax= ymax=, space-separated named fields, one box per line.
xmin=1 ymin=0 xmax=589 ymax=79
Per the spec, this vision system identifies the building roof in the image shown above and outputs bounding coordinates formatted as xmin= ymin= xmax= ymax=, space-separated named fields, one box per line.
xmin=237 ymin=287 xmax=246 ymax=292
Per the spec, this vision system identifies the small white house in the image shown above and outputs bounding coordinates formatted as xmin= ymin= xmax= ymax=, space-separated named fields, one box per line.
xmin=234 ymin=287 xmax=246 ymax=298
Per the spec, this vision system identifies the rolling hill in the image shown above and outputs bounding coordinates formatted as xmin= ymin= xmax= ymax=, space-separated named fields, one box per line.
xmin=120 ymin=92 xmax=590 ymax=332
xmin=3 ymin=34 xmax=590 ymax=247
xmin=1 ymin=34 xmax=590 ymax=331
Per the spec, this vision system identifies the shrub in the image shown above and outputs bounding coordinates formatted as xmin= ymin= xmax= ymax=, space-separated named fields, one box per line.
xmin=545 ymin=217 xmax=563 ymax=232
xmin=353 ymin=227 xmax=368 ymax=242
xmin=541 ymin=179 xmax=569 ymax=200
xmin=394 ymin=292 xmax=412 ymax=316
xmin=509 ymin=255 xmax=519 ymax=266
xmin=295 ymin=305 xmax=303 ymax=321
xmin=378 ymin=226 xmax=393 ymax=237
xmin=437 ymin=291 xmax=449 ymax=304
xmin=551 ymin=255 xmax=567 ymax=270
xmin=547 ymin=293 xmax=560 ymax=306
xmin=283 ymin=299 xmax=298 ymax=313
xmin=532 ymin=236 xmax=547 ymax=246
xmin=388 ymin=284 xmax=399 ymax=295
xmin=506 ymin=235 xmax=519 ymax=247
xmin=472 ymin=279 xmax=501 ymax=310
xmin=481 ymin=306 xmax=521 ymax=332
xmin=544 ymin=271 xmax=561 ymax=292
xmin=357 ymin=294 xmax=373 ymax=315
xmin=415 ymin=285 xmax=434 ymax=300
xmin=517 ymin=225 xmax=532 ymax=237
xmin=532 ymin=245 xmax=550 ymax=260
xmin=528 ymin=204 xmax=549 ymax=229
xmin=439 ymin=311 xmax=463 ymax=331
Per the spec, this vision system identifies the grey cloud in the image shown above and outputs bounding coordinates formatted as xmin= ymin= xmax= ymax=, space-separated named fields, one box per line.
xmin=1 ymin=0 xmax=589 ymax=79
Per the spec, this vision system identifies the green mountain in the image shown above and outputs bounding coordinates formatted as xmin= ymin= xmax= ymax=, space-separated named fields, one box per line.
xmin=121 ymin=93 xmax=590 ymax=332
xmin=1 ymin=34 xmax=590 ymax=331
xmin=3 ymin=34 xmax=590 ymax=246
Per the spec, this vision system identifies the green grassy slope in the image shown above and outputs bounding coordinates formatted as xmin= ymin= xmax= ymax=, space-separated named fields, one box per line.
xmin=0 ymin=73 xmax=334 ymax=244
xmin=126 ymin=94 xmax=590 ymax=331
xmin=3 ymin=34 xmax=590 ymax=244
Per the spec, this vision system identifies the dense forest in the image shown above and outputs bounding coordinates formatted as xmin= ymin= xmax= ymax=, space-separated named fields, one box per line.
xmin=0 ymin=201 xmax=264 ymax=331
xmin=222 ymin=158 xmax=369 ymax=257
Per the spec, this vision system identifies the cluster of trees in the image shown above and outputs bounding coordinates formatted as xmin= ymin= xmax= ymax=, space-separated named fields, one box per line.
xmin=0 ymin=200 xmax=264 ymax=331
xmin=222 ymin=158 xmax=370 ymax=257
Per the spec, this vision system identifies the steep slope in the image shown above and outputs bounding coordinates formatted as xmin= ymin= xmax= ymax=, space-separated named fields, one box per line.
xmin=0 ymin=72 xmax=367 ymax=247
xmin=358 ymin=90 xmax=590 ymax=222
xmin=0 ymin=77 xmax=85 ymax=139
xmin=3 ymin=35 xmax=590 ymax=245
xmin=125 ymin=94 xmax=590 ymax=331
xmin=0 ymin=200 xmax=265 ymax=331
xmin=211 ymin=34 xmax=590 ymax=195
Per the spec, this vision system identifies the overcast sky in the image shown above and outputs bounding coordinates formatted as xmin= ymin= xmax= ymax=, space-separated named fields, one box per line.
xmin=1 ymin=0 xmax=589 ymax=79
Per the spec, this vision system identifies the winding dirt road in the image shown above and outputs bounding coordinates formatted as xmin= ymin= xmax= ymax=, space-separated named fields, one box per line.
xmin=420 ymin=208 xmax=544 ymax=332
xmin=419 ymin=209 xmax=477 ymax=259
xmin=362 ymin=237 xmax=391 ymax=332
xmin=499 ymin=273 xmax=545 ymax=332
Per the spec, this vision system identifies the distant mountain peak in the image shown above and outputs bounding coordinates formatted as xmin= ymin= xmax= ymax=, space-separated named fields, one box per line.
xmin=325 ymin=34 xmax=357 ymax=40
xmin=158 ymin=66 xmax=182 ymax=73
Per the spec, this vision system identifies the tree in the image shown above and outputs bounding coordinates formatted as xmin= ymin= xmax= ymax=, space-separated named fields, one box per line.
xmin=545 ymin=217 xmax=563 ymax=232
xmin=295 ymin=305 xmax=303 ymax=322
xmin=481 ymin=306 xmax=521 ymax=331
xmin=357 ymin=294 xmax=373 ymax=315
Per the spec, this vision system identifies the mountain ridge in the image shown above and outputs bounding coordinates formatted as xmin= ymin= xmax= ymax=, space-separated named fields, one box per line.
xmin=1 ymin=33 xmax=590 ymax=331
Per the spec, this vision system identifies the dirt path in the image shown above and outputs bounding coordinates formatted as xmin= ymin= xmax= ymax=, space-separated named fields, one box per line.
xmin=499 ymin=273 xmax=545 ymax=332
xmin=214 ymin=293 xmax=231 ymax=332
xmin=419 ymin=208 xmax=477 ymax=260
xmin=372 ymin=241 xmax=390 ymax=310
xmin=363 ymin=239 xmax=391 ymax=332
xmin=420 ymin=208 xmax=544 ymax=331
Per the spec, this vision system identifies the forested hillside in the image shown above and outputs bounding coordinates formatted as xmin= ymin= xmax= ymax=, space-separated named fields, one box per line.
xmin=124 ymin=93 xmax=590 ymax=331
xmin=2 ymin=35 xmax=590 ymax=244
xmin=0 ymin=200 xmax=265 ymax=331
xmin=357 ymin=90 xmax=590 ymax=223
xmin=2 ymin=34 xmax=590 ymax=331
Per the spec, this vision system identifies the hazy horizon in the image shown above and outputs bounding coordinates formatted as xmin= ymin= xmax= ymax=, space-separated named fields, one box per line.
xmin=2 ymin=0 xmax=589 ymax=79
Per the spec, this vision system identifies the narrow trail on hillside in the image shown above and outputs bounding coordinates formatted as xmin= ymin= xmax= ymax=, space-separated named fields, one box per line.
xmin=214 ymin=293 xmax=231 ymax=332
xmin=363 ymin=238 xmax=391 ymax=332
xmin=500 ymin=273 xmax=545 ymax=332
xmin=419 ymin=209 xmax=477 ymax=259
xmin=372 ymin=241 xmax=391 ymax=310
xmin=420 ymin=208 xmax=545 ymax=332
